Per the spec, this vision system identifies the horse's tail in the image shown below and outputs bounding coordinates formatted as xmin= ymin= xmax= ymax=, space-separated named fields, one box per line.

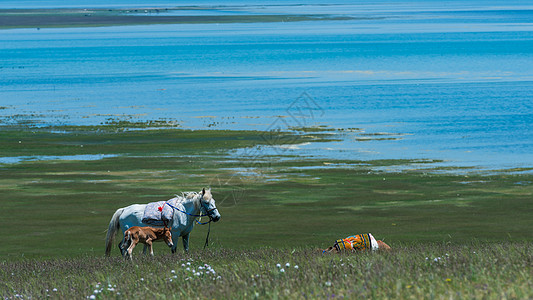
xmin=105 ymin=208 xmax=124 ymax=256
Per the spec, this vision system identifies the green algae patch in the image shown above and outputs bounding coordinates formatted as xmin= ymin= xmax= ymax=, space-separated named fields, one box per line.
xmin=0 ymin=124 xmax=331 ymax=157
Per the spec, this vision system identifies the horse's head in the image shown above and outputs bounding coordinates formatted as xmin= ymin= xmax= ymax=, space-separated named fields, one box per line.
xmin=200 ymin=188 xmax=221 ymax=222
xmin=163 ymin=227 xmax=174 ymax=248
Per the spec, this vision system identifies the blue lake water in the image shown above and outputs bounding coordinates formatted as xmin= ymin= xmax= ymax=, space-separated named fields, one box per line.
xmin=1 ymin=1 xmax=532 ymax=171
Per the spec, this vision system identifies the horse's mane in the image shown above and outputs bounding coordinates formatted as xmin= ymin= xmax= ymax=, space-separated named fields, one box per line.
xmin=180 ymin=191 xmax=199 ymax=200
xmin=172 ymin=190 xmax=213 ymax=208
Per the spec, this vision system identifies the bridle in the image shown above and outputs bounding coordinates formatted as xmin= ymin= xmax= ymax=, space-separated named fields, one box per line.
xmin=165 ymin=196 xmax=217 ymax=221
xmin=198 ymin=200 xmax=218 ymax=224
xmin=163 ymin=194 xmax=218 ymax=249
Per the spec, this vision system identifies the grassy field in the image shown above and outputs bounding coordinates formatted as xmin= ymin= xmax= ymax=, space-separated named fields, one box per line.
xmin=2 ymin=244 xmax=532 ymax=298
xmin=1 ymin=124 xmax=532 ymax=297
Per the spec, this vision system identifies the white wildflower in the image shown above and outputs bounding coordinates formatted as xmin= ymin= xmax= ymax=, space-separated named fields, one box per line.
xmin=276 ymin=263 xmax=281 ymax=268
xmin=280 ymin=268 xmax=285 ymax=273
xmin=294 ymin=265 xmax=299 ymax=269
xmin=285 ymin=262 xmax=290 ymax=267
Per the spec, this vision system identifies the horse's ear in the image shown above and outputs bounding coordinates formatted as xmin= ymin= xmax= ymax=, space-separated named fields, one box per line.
xmin=202 ymin=188 xmax=206 ymax=195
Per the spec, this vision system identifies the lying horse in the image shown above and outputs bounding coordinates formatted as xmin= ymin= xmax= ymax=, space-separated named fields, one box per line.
xmin=120 ymin=226 xmax=173 ymax=259
xmin=105 ymin=188 xmax=221 ymax=256
xmin=323 ymin=233 xmax=391 ymax=253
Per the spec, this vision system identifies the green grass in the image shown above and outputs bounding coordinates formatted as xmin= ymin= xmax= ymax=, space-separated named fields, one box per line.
xmin=0 ymin=124 xmax=532 ymax=260
xmin=2 ymin=243 xmax=532 ymax=298
xmin=1 ymin=124 xmax=532 ymax=297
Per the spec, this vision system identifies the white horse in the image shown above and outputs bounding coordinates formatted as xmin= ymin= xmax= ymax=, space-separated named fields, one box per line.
xmin=105 ymin=188 xmax=220 ymax=256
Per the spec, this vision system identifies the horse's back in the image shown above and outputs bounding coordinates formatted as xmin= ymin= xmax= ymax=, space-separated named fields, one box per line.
xmin=118 ymin=202 xmax=189 ymax=238
xmin=119 ymin=204 xmax=147 ymax=232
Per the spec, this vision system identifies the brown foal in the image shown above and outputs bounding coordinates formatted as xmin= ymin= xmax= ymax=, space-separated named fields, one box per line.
xmin=120 ymin=226 xmax=173 ymax=259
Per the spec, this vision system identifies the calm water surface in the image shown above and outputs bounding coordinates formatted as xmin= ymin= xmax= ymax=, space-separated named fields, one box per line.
xmin=1 ymin=1 xmax=532 ymax=170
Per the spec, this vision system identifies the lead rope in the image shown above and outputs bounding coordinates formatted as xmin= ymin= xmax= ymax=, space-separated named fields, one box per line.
xmin=203 ymin=221 xmax=211 ymax=249
xmin=197 ymin=215 xmax=211 ymax=249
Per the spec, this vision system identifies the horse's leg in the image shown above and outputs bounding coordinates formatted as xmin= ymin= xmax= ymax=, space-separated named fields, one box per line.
xmin=182 ymin=233 xmax=190 ymax=253
xmin=119 ymin=233 xmax=130 ymax=257
xmin=146 ymin=240 xmax=154 ymax=256
xmin=142 ymin=244 xmax=148 ymax=255
xmin=171 ymin=234 xmax=179 ymax=253
xmin=118 ymin=238 xmax=125 ymax=256
xmin=127 ymin=242 xmax=136 ymax=260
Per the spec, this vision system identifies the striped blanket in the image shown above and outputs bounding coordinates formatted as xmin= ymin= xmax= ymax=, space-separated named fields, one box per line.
xmin=334 ymin=233 xmax=379 ymax=252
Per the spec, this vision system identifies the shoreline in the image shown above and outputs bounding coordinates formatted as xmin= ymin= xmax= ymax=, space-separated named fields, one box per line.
xmin=0 ymin=8 xmax=356 ymax=29
xmin=1 ymin=121 xmax=531 ymax=175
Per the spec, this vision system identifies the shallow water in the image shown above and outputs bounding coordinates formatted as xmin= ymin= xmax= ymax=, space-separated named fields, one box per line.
xmin=0 ymin=154 xmax=119 ymax=164
xmin=0 ymin=0 xmax=532 ymax=170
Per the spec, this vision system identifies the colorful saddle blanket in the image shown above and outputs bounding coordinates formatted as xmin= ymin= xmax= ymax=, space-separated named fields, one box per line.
xmin=334 ymin=233 xmax=379 ymax=252
xmin=142 ymin=200 xmax=175 ymax=226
